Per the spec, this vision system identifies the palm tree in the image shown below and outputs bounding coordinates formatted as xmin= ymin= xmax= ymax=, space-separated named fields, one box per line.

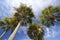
xmin=39 ymin=6 xmax=60 ymax=27
xmin=37 ymin=6 xmax=60 ymax=40
xmin=8 ymin=4 xmax=35 ymax=40
xmin=0 ymin=16 xmax=19 ymax=39
xmin=0 ymin=17 xmax=10 ymax=38
xmin=27 ymin=23 xmax=44 ymax=40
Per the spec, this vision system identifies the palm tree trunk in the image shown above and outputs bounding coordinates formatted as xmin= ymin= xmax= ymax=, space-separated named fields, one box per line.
xmin=8 ymin=22 xmax=20 ymax=40
xmin=0 ymin=30 xmax=7 ymax=39
xmin=0 ymin=26 xmax=9 ymax=39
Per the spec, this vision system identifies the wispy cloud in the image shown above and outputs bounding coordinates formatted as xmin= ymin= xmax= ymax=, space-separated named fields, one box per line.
xmin=45 ymin=24 xmax=60 ymax=39
xmin=45 ymin=27 xmax=56 ymax=38
xmin=4 ymin=0 xmax=60 ymax=18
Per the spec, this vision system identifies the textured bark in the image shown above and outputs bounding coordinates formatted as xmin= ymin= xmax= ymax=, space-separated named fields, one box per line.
xmin=8 ymin=22 xmax=20 ymax=40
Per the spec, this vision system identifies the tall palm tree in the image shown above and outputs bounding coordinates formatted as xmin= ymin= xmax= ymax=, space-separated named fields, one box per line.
xmin=39 ymin=6 xmax=60 ymax=27
xmin=0 ymin=17 xmax=10 ymax=38
xmin=0 ymin=16 xmax=19 ymax=39
xmin=8 ymin=4 xmax=35 ymax=40
xmin=37 ymin=6 xmax=60 ymax=40
xmin=27 ymin=23 xmax=44 ymax=40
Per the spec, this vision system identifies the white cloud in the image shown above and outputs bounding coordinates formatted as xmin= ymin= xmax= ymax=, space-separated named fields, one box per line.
xmin=5 ymin=0 xmax=60 ymax=18
xmin=45 ymin=26 xmax=57 ymax=38
xmin=0 ymin=0 xmax=60 ymax=19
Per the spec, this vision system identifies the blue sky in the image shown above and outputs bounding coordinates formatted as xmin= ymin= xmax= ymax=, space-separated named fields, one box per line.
xmin=0 ymin=0 xmax=60 ymax=40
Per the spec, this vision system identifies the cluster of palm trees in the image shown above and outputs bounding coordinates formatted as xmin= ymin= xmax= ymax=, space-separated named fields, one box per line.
xmin=0 ymin=4 xmax=60 ymax=40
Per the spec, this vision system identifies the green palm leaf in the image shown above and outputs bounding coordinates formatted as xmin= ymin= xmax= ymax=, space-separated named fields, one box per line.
xmin=27 ymin=23 xmax=44 ymax=40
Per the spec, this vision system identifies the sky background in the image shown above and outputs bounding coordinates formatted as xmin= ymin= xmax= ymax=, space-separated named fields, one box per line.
xmin=0 ymin=0 xmax=60 ymax=40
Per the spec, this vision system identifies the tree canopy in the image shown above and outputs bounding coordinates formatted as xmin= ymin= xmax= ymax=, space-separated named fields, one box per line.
xmin=39 ymin=6 xmax=60 ymax=27
xmin=0 ymin=4 xmax=60 ymax=40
